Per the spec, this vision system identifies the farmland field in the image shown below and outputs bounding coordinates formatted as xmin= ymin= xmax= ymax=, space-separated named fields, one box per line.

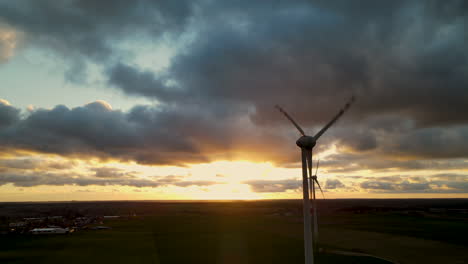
xmin=0 ymin=199 xmax=466 ymax=264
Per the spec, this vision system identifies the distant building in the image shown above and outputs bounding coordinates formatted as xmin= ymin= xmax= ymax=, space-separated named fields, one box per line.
xmin=24 ymin=217 xmax=43 ymax=223
xmin=103 ymin=216 xmax=120 ymax=219
xmin=31 ymin=227 xmax=69 ymax=234
xmin=9 ymin=222 xmax=26 ymax=228
xmin=90 ymin=226 xmax=111 ymax=230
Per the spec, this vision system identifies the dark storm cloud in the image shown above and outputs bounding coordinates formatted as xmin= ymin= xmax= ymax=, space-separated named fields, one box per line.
xmin=1 ymin=99 xmax=467 ymax=171
xmin=322 ymin=149 xmax=468 ymax=174
xmin=2 ymin=0 xmax=466 ymax=126
xmin=0 ymin=170 xmax=219 ymax=188
xmin=149 ymin=175 xmax=217 ymax=187
xmin=0 ymin=158 xmax=75 ymax=171
xmin=358 ymin=173 xmax=468 ymax=193
xmin=359 ymin=180 xmax=440 ymax=193
xmin=107 ymin=63 xmax=176 ymax=101
xmin=431 ymin=174 xmax=468 ymax=182
xmin=0 ymin=152 xmax=223 ymax=189
xmin=360 ymin=181 xmax=395 ymax=191
xmin=107 ymin=0 xmax=468 ymax=127
xmin=0 ymin=158 xmax=41 ymax=170
xmin=243 ymin=174 xmax=468 ymax=194
xmin=1 ymin=1 xmax=468 ymax=170
xmin=0 ymin=172 xmax=161 ymax=188
xmin=0 ymin=101 xmax=289 ymax=165
xmin=371 ymin=176 xmax=403 ymax=182
xmin=105 ymin=0 xmax=468 ymax=163
xmin=325 ymin=179 xmax=345 ymax=189
xmin=317 ymin=112 xmax=468 ymax=161
xmin=0 ymin=0 xmax=194 ymax=81
xmin=0 ymin=100 xmax=19 ymax=128
xmin=172 ymin=180 xmax=219 ymax=187
xmin=91 ymin=167 xmax=138 ymax=178
xmin=0 ymin=101 xmax=203 ymax=165
xmin=390 ymin=126 xmax=468 ymax=159
xmin=243 ymin=179 xmax=300 ymax=193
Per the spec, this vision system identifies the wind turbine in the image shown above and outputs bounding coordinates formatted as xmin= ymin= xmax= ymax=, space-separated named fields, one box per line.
xmin=309 ymin=159 xmax=324 ymax=251
xmin=275 ymin=96 xmax=355 ymax=264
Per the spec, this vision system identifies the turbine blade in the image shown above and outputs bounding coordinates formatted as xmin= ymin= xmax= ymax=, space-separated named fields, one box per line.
xmin=315 ymin=159 xmax=320 ymax=176
xmin=275 ymin=105 xmax=306 ymax=136
xmin=305 ymin=148 xmax=312 ymax=180
xmin=301 ymin=148 xmax=311 ymax=202
xmin=315 ymin=179 xmax=325 ymax=198
xmin=309 ymin=172 xmax=313 ymax=204
xmin=313 ymin=96 xmax=355 ymax=140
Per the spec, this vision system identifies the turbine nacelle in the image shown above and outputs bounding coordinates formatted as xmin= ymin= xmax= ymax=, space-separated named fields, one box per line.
xmin=296 ymin=135 xmax=316 ymax=149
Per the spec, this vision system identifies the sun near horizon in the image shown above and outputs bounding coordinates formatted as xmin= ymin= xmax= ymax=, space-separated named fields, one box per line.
xmin=1 ymin=0 xmax=467 ymax=202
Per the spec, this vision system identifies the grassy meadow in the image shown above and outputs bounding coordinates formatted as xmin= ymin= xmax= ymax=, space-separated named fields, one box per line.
xmin=0 ymin=200 xmax=466 ymax=264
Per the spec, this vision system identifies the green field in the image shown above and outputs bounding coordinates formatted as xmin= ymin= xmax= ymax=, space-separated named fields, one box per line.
xmin=1 ymin=216 xmax=385 ymax=264
xmin=0 ymin=200 xmax=466 ymax=264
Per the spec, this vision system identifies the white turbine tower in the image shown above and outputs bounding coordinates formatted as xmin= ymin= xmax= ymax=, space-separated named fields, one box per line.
xmin=276 ymin=96 xmax=355 ymax=264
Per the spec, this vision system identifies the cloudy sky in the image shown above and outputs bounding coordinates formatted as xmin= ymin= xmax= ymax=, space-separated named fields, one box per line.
xmin=0 ymin=0 xmax=467 ymax=201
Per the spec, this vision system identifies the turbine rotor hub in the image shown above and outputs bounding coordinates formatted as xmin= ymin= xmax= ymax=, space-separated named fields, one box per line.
xmin=296 ymin=135 xmax=316 ymax=149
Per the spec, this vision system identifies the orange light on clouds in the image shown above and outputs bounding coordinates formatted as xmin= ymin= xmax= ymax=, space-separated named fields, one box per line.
xmin=1 ymin=147 xmax=467 ymax=201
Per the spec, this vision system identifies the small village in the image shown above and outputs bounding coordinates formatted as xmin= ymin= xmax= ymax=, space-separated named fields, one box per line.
xmin=5 ymin=215 xmax=122 ymax=235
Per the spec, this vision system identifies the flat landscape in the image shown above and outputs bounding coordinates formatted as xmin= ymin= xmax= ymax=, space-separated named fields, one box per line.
xmin=0 ymin=199 xmax=467 ymax=264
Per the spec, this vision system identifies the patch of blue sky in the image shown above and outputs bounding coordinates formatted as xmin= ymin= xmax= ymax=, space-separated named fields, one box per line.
xmin=0 ymin=46 xmax=152 ymax=111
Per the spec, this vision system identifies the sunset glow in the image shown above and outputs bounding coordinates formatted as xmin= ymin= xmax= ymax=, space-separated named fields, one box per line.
xmin=0 ymin=1 xmax=467 ymax=201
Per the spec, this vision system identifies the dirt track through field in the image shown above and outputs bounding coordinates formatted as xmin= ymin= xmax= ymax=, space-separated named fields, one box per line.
xmin=320 ymin=228 xmax=467 ymax=264
xmin=322 ymin=248 xmax=399 ymax=264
